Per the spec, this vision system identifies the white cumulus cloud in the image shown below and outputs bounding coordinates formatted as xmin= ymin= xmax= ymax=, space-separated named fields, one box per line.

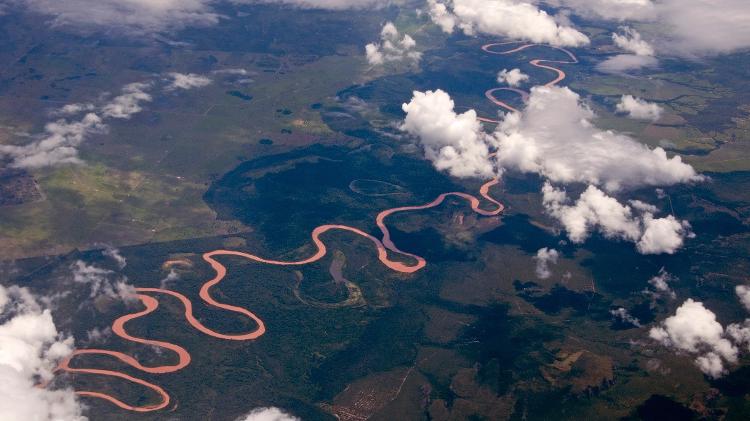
xmin=365 ymin=22 xmax=421 ymax=66
xmin=643 ymin=268 xmax=676 ymax=300
xmin=0 ymin=284 xmax=85 ymax=421
xmin=542 ymin=183 xmax=691 ymax=254
xmin=236 ymin=407 xmax=300 ymax=421
xmin=496 ymin=68 xmax=529 ymax=87
xmin=598 ymin=26 xmax=657 ymax=72
xmin=492 ymin=86 xmax=699 ymax=191
xmin=1 ymin=74 xmax=211 ymax=169
xmin=400 ymin=86 xmax=701 ymax=254
xmin=401 ymin=89 xmax=495 ymax=178
xmin=427 ymin=0 xmax=590 ymax=47
xmin=426 ymin=0 xmax=457 ymax=32
xmin=165 ymin=72 xmax=213 ymax=91
xmin=101 ymin=82 xmax=153 ymax=119
xmin=0 ymin=113 xmax=106 ymax=169
xmin=533 ymin=247 xmax=558 ymax=279
xmin=650 ymin=299 xmax=739 ymax=378
xmin=553 ymin=0 xmax=750 ymax=57
xmin=612 ymin=26 xmax=654 ymax=56
xmin=616 ymin=95 xmax=663 ymax=121
xmin=402 ymin=86 xmax=701 ymax=190
xmin=637 ymin=213 xmax=692 ymax=254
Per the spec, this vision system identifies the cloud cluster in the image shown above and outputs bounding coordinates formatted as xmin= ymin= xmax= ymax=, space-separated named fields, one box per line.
xmin=598 ymin=26 xmax=658 ymax=73
xmin=611 ymin=307 xmax=642 ymax=327
xmin=612 ymin=26 xmax=654 ymax=56
xmin=400 ymin=86 xmax=701 ymax=254
xmin=553 ymin=0 xmax=750 ymax=57
xmin=101 ymin=82 xmax=153 ymax=119
xmin=71 ymin=261 xmax=137 ymax=304
xmin=650 ymin=299 xmax=740 ymax=378
xmin=365 ymin=22 xmax=421 ymax=66
xmin=13 ymin=0 xmax=220 ymax=33
xmin=0 ymin=81 xmax=151 ymax=169
xmin=236 ymin=407 xmax=300 ymax=421
xmin=637 ymin=212 xmax=693 ymax=254
xmin=649 ymin=284 xmax=750 ymax=377
xmin=0 ymin=113 xmax=107 ymax=169
xmin=15 ymin=0 xmax=747 ymax=56
xmin=643 ymin=268 xmax=676 ymax=300
xmin=427 ymin=0 xmax=589 ymax=47
xmin=542 ymin=183 xmax=691 ymax=254
xmin=533 ymin=247 xmax=558 ymax=279
xmin=496 ymin=68 xmax=529 ymax=87
xmin=1 ymin=73 xmax=212 ymax=169
xmin=492 ymin=86 xmax=698 ymax=191
xmin=0 ymin=284 xmax=85 ymax=420
xmin=165 ymin=72 xmax=213 ymax=91
xmin=616 ymin=95 xmax=663 ymax=121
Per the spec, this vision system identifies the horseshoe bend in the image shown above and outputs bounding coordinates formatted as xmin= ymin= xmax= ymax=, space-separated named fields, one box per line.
xmin=479 ymin=41 xmax=579 ymax=120
xmin=52 ymin=178 xmax=504 ymax=411
xmin=4 ymin=3 xmax=746 ymax=419
xmin=45 ymin=38 xmax=569 ymax=414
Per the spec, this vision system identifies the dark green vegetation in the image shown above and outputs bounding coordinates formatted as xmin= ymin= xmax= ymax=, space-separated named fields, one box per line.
xmin=204 ymin=143 xmax=461 ymax=250
xmin=632 ymin=395 xmax=698 ymax=421
xmin=227 ymin=90 xmax=253 ymax=101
